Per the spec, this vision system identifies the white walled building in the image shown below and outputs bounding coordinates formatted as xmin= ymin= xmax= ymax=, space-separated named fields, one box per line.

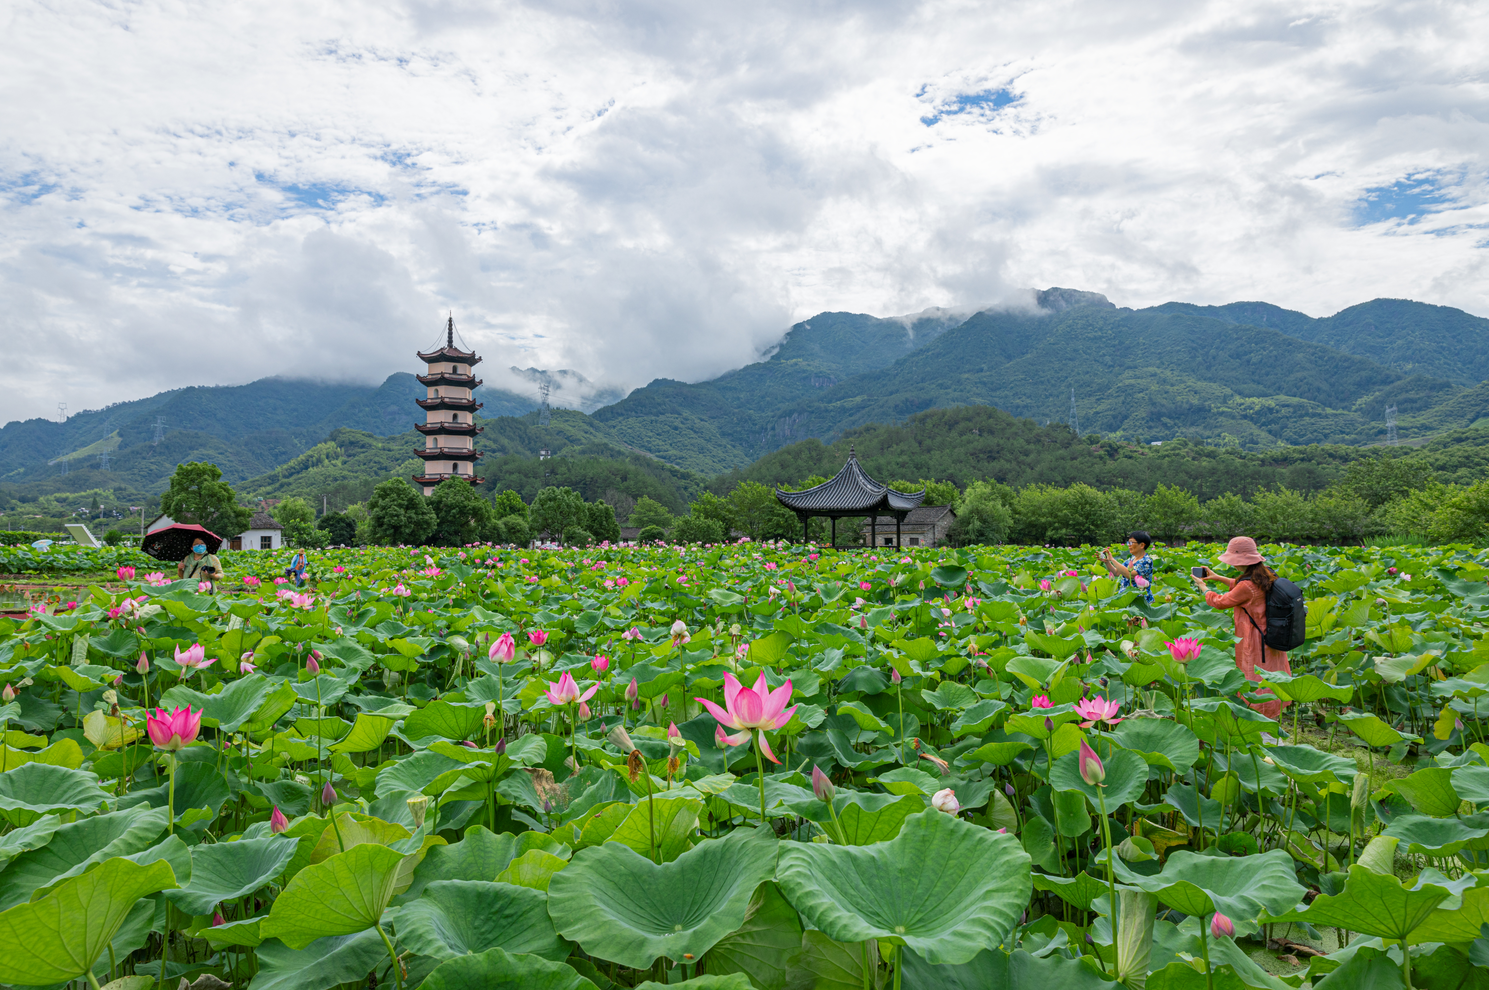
xmin=146 ymin=511 xmax=282 ymax=550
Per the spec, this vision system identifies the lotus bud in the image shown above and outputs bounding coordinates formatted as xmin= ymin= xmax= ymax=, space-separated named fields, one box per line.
xmin=578 ymin=701 xmax=591 ymax=720
xmin=137 ymin=653 xmax=150 ymax=674
xmin=667 ymin=722 xmax=685 ymax=757
xmin=715 ymin=724 xmax=730 ymax=749
xmin=406 ymin=794 xmax=429 ymax=828
xmin=890 ymin=667 xmax=902 ymax=684
xmin=321 ymin=780 xmax=337 ymax=807
xmin=608 ymin=724 xmax=637 ymax=753
xmin=0 ymin=684 xmax=13 ymax=703
xmin=812 ymin=765 xmax=836 ymax=803
xmin=306 ymin=655 xmax=320 ymax=675
xmin=591 ymin=654 xmax=610 ymax=673
xmin=1044 ymin=716 xmax=1054 ymax=733
xmin=269 ymin=806 xmax=289 ymax=834
xmin=625 ymin=677 xmax=639 ymax=705
xmin=1005 ymin=783 xmax=1016 ymax=798
xmin=1078 ymin=739 xmax=1105 ymax=786
xmin=1351 ymin=771 xmax=1370 ymax=811
xmin=213 ymin=911 xmax=226 ymax=927
xmin=931 ymin=788 xmax=959 ymax=814
xmin=1210 ymin=912 xmax=1235 ymax=938
xmin=495 ymin=737 xmax=507 ymax=755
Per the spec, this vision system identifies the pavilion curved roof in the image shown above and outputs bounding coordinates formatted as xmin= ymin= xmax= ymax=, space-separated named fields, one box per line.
xmin=774 ymin=449 xmax=925 ymax=515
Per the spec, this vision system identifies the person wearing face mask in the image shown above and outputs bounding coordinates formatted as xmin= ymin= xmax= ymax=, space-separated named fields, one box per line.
xmin=178 ymin=540 xmax=222 ymax=591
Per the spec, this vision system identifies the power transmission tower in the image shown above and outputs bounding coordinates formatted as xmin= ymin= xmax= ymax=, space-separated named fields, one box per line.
xmin=152 ymin=417 xmax=165 ymax=445
xmin=538 ymin=381 xmax=551 ymax=426
xmin=1385 ymin=405 xmax=1398 ymax=445
xmin=1069 ymin=388 xmax=1080 ymax=437
xmin=57 ymin=403 xmax=67 ymax=422
xmin=98 ymin=450 xmax=110 ymax=471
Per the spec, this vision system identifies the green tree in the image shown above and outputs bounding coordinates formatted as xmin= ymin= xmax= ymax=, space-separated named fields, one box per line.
xmin=727 ymin=481 xmax=798 ymax=541
xmin=1250 ymin=487 xmax=1314 ymax=543
xmin=272 ymin=497 xmax=320 ymax=548
xmin=1428 ymin=481 xmax=1489 ymax=542
xmin=159 ymin=462 xmax=253 ymax=538
xmin=316 ymin=511 xmax=358 ymax=546
xmin=673 ymin=515 xmax=725 ymax=544
xmin=583 ymin=501 xmax=620 ymax=543
xmin=1336 ymin=455 xmax=1427 ymax=510
xmin=1196 ymin=492 xmax=1256 ymax=542
xmin=627 ymin=496 xmax=674 ymax=531
xmin=563 ymin=525 xmax=596 ymax=546
xmin=689 ymin=491 xmax=737 ymax=537
xmin=947 ymin=481 xmax=1012 ymax=546
xmin=531 ymin=486 xmax=586 ymax=543
xmin=890 ymin=479 xmax=961 ymax=508
xmin=367 ymin=477 xmax=437 ymax=546
xmin=428 ymin=479 xmax=496 ymax=546
xmin=497 ymin=514 xmax=532 ymax=546
xmin=493 ymin=489 xmax=528 ymax=520
xmin=637 ymin=524 xmax=667 ymax=543
xmin=1144 ymin=484 xmax=1200 ymax=544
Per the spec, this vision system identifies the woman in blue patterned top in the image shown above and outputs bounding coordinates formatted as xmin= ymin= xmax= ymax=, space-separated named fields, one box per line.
xmin=1100 ymin=531 xmax=1155 ymax=603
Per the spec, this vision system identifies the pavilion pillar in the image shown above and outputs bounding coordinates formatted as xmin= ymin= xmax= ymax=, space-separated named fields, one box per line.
xmin=802 ymin=514 xmax=809 ymax=543
xmin=896 ymin=514 xmax=902 ymax=548
xmin=871 ymin=514 xmax=876 ymax=548
xmin=831 ymin=517 xmax=836 ymax=548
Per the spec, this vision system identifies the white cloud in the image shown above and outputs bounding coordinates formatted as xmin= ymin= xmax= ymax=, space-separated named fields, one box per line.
xmin=1 ymin=0 xmax=1487 ymax=425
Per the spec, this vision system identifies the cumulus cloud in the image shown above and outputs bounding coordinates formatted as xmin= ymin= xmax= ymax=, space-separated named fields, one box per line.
xmin=1 ymin=0 xmax=1487 ymax=425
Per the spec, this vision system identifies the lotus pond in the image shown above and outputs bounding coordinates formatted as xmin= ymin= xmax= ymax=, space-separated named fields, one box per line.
xmin=1 ymin=540 xmax=1488 ymax=990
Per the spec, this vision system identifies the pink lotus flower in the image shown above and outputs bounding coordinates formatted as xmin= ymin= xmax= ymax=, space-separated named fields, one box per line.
xmin=542 ymin=671 xmax=598 ymax=708
xmin=333 ymin=565 xmax=346 ymax=573
xmin=1165 ymin=637 xmax=1202 ymax=663
xmin=1074 ymin=695 xmax=1123 ymax=728
xmin=859 ymin=581 xmax=871 ymax=591
xmin=931 ymin=787 xmax=959 ymax=813
xmin=1134 ymin=575 xmax=1149 ymax=588
xmin=198 ymin=581 xmax=212 ymax=594
xmin=490 ymin=632 xmax=516 ymax=662
xmin=108 ymin=607 xmax=123 ymax=620
xmin=270 ymin=805 xmax=289 ymax=832
xmin=243 ymin=575 xmax=261 ymax=587
xmin=890 ymin=667 xmax=902 ymax=684
xmin=306 ymin=654 xmax=320 ymax=675
xmin=117 ymin=566 xmax=136 ymax=581
xmin=1210 ymin=912 xmax=1235 ymax=938
xmin=695 ymin=671 xmax=797 ymax=764
xmin=765 ymin=562 xmax=777 ymax=571
xmin=591 ymin=654 xmax=610 ymax=673
xmin=274 ymin=576 xmax=289 ymax=585
xmin=239 ymin=652 xmax=256 ymax=674
xmin=1039 ymin=579 xmax=1052 ymax=591
xmin=145 ymin=572 xmax=168 ymax=587
xmin=625 ymin=677 xmax=639 ymax=707
xmin=146 ymin=706 xmax=202 ymax=751
xmin=1078 ymin=738 xmax=1105 ymax=786
xmin=1030 ymin=695 xmax=1052 ymax=709
xmin=529 ymin=630 xmax=549 ymax=647
xmin=173 ymin=643 xmax=209 ymax=674
xmin=617 ymin=577 xmax=629 ymax=587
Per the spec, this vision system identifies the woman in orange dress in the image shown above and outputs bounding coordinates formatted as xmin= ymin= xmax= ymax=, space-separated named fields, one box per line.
xmin=1190 ymin=536 xmax=1291 ymax=721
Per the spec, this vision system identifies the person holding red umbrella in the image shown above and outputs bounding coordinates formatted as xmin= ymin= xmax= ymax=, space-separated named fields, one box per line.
xmin=177 ymin=538 xmax=222 ymax=592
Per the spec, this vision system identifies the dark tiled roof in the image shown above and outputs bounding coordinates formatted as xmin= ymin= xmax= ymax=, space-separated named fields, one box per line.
xmin=866 ymin=505 xmax=956 ymax=526
xmin=775 ymin=450 xmax=925 ymax=514
xmin=247 ymin=511 xmax=282 ymax=530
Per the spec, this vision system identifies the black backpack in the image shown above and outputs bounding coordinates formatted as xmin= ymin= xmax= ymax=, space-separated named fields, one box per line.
xmin=1242 ymin=577 xmax=1307 ymax=652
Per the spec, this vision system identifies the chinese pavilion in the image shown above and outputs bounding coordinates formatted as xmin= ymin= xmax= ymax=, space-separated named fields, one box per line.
xmin=414 ymin=316 xmax=484 ymax=494
xmin=774 ymin=448 xmax=925 ymax=547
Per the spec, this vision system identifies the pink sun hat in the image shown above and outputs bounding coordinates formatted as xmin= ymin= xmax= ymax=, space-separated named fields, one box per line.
xmin=1218 ymin=536 xmax=1265 ymax=567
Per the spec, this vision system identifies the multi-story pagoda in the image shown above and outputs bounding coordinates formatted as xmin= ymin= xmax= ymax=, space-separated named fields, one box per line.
xmin=414 ymin=316 xmax=484 ymax=494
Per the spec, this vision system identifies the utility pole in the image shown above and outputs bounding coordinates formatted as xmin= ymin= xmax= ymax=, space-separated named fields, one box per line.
xmin=1385 ymin=405 xmax=1398 ymax=446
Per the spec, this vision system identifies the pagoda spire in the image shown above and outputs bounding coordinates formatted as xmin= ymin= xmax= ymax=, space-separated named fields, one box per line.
xmin=414 ymin=316 xmax=484 ymax=494
xmin=446 ymin=314 xmax=454 ymax=349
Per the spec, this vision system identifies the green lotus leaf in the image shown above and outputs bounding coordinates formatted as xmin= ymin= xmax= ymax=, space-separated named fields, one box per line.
xmin=247 ymin=930 xmax=388 ymax=990
xmin=1112 ymin=849 xmax=1303 ymax=922
xmin=1408 ymin=882 xmax=1489 ymax=944
xmin=161 ymin=673 xmax=278 ymax=732
xmin=747 ymin=632 xmax=795 ymax=667
xmin=1384 ymin=767 xmax=1462 ymax=817
xmin=376 ymin=751 xmax=469 ymax=798
xmin=922 ymin=682 xmax=978 ymax=711
xmin=1048 ymin=746 xmax=1148 ymax=808
xmin=203 ymin=916 xmax=264 ymax=948
xmin=966 ymin=739 xmax=1032 ymax=766
xmin=950 ymin=700 xmax=1007 ymax=737
xmin=547 ymin=824 xmax=778 ymax=969
xmin=166 ymin=835 xmax=299 ymax=915
xmin=930 ymin=565 xmax=970 ymax=588
xmin=1265 ymin=863 xmax=1450 ymax=941
xmin=0 ymin=762 xmax=110 ymax=826
xmin=1254 ymin=670 xmax=1353 ymax=704
xmin=1031 ymin=871 xmax=1112 ymax=911
xmin=705 ymin=882 xmax=802 ymax=990
xmin=1337 ymin=712 xmax=1415 ymax=749
xmin=1111 ymin=718 xmax=1200 ymax=772
xmin=1162 ymin=783 xmax=1223 ymax=832
xmin=329 ymin=713 xmax=396 ymax=755
xmin=420 ymin=947 xmax=598 ymax=990
xmin=400 ymin=826 xmax=568 ymax=900
xmin=635 ymin=978 xmax=753 ymax=989
xmin=0 ymin=805 xmax=168 ymax=911
xmin=784 ymin=930 xmax=880 ymax=990
xmin=1381 ymin=813 xmax=1489 ymax=857
xmin=776 ymin=810 xmax=1031 ymax=966
xmin=824 ymin=794 xmax=923 ymax=846
xmin=0 ymin=856 xmax=179 ymax=985
xmin=261 ymin=842 xmax=406 ymax=949
xmin=0 ymin=814 xmax=61 ymax=872
xmin=1263 ymin=745 xmax=1359 ymax=786
xmin=899 ymin=946 xmax=1115 ymax=989
xmin=393 ymin=879 xmax=566 ymax=961
xmin=606 ymin=795 xmax=701 ymax=862
xmin=495 ymin=849 xmax=569 ymax=890
xmin=403 ymin=700 xmax=486 ymax=742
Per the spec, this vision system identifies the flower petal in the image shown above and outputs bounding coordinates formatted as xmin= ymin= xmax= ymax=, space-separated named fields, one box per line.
xmin=769 ymin=704 xmax=799 ymax=730
xmin=733 ymin=687 xmax=765 ymax=728
xmin=757 ymin=729 xmax=781 ymax=764
xmin=695 ymin=696 xmax=742 ymax=729
xmin=722 ymin=671 xmax=743 ymax=711
xmin=761 ymin=679 xmax=793 ymax=721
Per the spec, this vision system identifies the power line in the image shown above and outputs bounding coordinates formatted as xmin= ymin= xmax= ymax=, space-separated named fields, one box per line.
xmin=152 ymin=417 xmax=166 ymax=445
xmin=538 ymin=381 xmax=551 ymax=427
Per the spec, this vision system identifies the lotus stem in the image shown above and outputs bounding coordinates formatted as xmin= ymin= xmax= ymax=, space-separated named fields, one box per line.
xmin=754 ymin=740 xmax=768 ymax=829
xmin=1097 ymin=784 xmax=1118 ymax=955
xmin=166 ymin=752 xmax=176 ymax=836
xmin=645 ymin=766 xmax=658 ymax=864
xmin=376 ymin=923 xmax=405 ymax=990
xmin=1198 ymin=921 xmax=1214 ymax=990
xmin=86 ymin=969 xmax=102 ymax=990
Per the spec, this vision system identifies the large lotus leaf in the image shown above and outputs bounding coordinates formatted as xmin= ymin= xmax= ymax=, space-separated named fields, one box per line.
xmin=376 ymin=752 xmax=469 ymax=799
xmin=1254 ymin=670 xmax=1353 ymax=704
xmin=1382 ymin=814 xmax=1489 ymax=857
xmin=1112 ymin=849 xmax=1303 ymax=922
xmin=261 ymin=842 xmax=405 ymax=949
xmin=776 ymin=810 xmax=1031 ymax=966
xmin=309 ymin=813 xmax=411 ymax=863
xmin=899 ymin=946 xmax=1114 ymax=989
xmin=635 ymin=978 xmax=753 ymax=989
xmin=1452 ymin=765 xmax=1489 ymax=805
xmin=0 ymin=763 xmax=110 ymax=825
xmin=1162 ymin=782 xmax=1223 ymax=832
xmin=420 ymin=947 xmax=598 ymax=990
xmin=330 ymin=713 xmax=396 ymax=754
xmin=124 ymin=760 xmax=233 ymax=819
xmin=1338 ymin=712 xmax=1412 ymax=749
xmin=166 ymin=835 xmax=299 ymax=915
xmin=0 ymin=856 xmax=178 ymax=985
xmin=1409 ymin=883 xmax=1489 ymax=944
xmin=1031 ymin=871 xmax=1112 ymax=912
xmin=247 ymin=930 xmax=388 ymax=990
xmin=0 ymin=805 xmax=168 ymax=911
xmin=1112 ymin=718 xmax=1200 ymax=772
xmin=0 ymin=815 xmax=60 ymax=872
xmin=160 ymin=673 xmax=277 ymax=732
xmin=966 ymin=739 xmax=1033 ymax=767
xmin=403 ymin=701 xmax=485 ymax=741
xmin=1048 ymin=746 xmax=1147 ymax=808
xmin=827 ymin=795 xmax=924 ymax=845
xmin=395 ymin=879 xmax=564 ymax=961
xmin=398 ymin=826 xmax=568 ymax=901
xmin=495 ymin=849 xmax=569 ymax=890
xmin=606 ymin=796 xmax=700 ymax=862
xmin=1385 ymin=768 xmax=1462 ymax=817
xmin=547 ymin=824 xmax=778 ymax=969
xmin=1263 ymin=745 xmax=1359 ymax=786
xmin=705 ymin=882 xmax=803 ymax=990
xmin=1266 ymin=864 xmax=1450 ymax=941
xmin=783 ymin=930 xmax=880 ymax=990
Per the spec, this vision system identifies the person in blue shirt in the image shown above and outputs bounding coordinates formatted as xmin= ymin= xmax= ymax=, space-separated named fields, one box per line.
xmin=1100 ymin=531 xmax=1156 ymax=603
xmin=284 ymin=550 xmax=308 ymax=588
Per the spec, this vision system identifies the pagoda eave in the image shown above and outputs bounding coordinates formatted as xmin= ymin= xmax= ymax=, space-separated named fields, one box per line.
xmin=417 ymin=347 xmax=482 ymax=365
xmin=416 ymin=448 xmax=483 ymax=461
xmin=416 ymin=373 xmax=483 ymax=388
xmin=416 ymin=397 xmax=483 ymax=411
xmin=415 ymin=422 xmax=483 ymax=436
xmin=414 ymin=473 xmax=484 ymax=487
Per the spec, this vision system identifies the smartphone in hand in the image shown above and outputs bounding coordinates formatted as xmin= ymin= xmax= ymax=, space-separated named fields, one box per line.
xmin=1191 ymin=566 xmax=1207 ymax=579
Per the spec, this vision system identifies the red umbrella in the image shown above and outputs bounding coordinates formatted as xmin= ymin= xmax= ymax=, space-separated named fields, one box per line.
xmin=141 ymin=524 xmax=223 ymax=562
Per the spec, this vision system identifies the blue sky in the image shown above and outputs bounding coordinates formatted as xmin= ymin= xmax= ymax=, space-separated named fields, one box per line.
xmin=1 ymin=0 xmax=1487 ymax=424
